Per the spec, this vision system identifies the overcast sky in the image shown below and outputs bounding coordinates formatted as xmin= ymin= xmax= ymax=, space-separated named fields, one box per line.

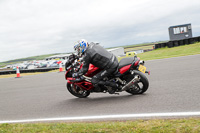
xmin=0 ymin=0 xmax=200 ymax=62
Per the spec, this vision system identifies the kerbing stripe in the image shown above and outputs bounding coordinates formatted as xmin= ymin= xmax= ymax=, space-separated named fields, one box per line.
xmin=1 ymin=112 xmax=200 ymax=124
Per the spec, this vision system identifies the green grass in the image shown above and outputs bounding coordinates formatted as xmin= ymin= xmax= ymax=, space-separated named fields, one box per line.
xmin=119 ymin=42 xmax=200 ymax=61
xmin=1 ymin=118 xmax=200 ymax=132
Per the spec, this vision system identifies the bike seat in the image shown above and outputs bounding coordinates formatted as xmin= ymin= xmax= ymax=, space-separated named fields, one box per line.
xmin=118 ymin=57 xmax=135 ymax=69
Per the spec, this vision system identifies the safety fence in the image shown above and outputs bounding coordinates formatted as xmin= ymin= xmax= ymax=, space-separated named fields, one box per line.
xmin=0 ymin=67 xmax=59 ymax=75
xmin=154 ymin=36 xmax=200 ymax=49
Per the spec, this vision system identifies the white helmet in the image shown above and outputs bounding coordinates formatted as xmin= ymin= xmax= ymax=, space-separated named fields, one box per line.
xmin=74 ymin=39 xmax=88 ymax=56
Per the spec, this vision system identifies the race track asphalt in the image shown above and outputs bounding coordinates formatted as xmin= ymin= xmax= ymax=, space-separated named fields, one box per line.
xmin=0 ymin=54 xmax=200 ymax=122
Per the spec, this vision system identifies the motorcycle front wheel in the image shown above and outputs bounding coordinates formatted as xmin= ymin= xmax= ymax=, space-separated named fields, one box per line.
xmin=66 ymin=83 xmax=90 ymax=98
xmin=124 ymin=70 xmax=149 ymax=95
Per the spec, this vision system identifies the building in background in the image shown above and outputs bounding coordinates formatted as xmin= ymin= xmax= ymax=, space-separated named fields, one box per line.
xmin=168 ymin=23 xmax=192 ymax=41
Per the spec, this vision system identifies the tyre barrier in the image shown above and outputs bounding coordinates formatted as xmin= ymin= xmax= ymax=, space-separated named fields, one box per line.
xmin=154 ymin=36 xmax=200 ymax=49
xmin=0 ymin=67 xmax=59 ymax=75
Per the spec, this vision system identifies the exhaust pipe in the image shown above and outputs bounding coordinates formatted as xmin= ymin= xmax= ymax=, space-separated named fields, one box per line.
xmin=122 ymin=75 xmax=140 ymax=91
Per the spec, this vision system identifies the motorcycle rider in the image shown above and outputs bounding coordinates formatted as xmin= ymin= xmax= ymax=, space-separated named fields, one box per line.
xmin=71 ymin=39 xmax=119 ymax=94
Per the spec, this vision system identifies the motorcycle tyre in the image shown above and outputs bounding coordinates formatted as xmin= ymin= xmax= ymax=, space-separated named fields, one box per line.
xmin=125 ymin=70 xmax=149 ymax=95
xmin=66 ymin=83 xmax=90 ymax=98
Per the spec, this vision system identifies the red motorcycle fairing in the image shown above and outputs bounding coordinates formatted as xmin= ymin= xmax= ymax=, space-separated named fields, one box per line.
xmin=84 ymin=64 xmax=102 ymax=77
xmin=84 ymin=63 xmax=132 ymax=76
xmin=119 ymin=64 xmax=132 ymax=74
xmin=66 ymin=77 xmax=76 ymax=83
xmin=66 ymin=62 xmax=133 ymax=80
xmin=65 ymin=64 xmax=100 ymax=80
xmin=67 ymin=77 xmax=94 ymax=90
xmin=75 ymin=81 xmax=94 ymax=90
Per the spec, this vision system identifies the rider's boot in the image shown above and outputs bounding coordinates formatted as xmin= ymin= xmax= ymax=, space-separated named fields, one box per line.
xmin=93 ymin=84 xmax=102 ymax=92
xmin=105 ymin=81 xmax=119 ymax=94
xmin=97 ymin=80 xmax=120 ymax=94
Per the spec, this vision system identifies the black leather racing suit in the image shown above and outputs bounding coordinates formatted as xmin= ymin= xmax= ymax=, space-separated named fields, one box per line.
xmin=77 ymin=42 xmax=119 ymax=90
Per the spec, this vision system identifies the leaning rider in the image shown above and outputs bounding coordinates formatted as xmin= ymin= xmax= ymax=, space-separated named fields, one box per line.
xmin=72 ymin=39 xmax=119 ymax=94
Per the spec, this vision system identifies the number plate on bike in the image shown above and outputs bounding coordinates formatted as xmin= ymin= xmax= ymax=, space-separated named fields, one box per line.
xmin=138 ymin=65 xmax=146 ymax=73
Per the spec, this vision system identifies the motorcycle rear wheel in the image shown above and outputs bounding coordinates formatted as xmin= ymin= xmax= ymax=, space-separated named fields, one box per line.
xmin=66 ymin=83 xmax=90 ymax=98
xmin=124 ymin=70 xmax=149 ymax=95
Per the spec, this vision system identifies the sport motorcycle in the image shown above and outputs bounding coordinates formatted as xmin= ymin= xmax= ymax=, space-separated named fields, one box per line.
xmin=65 ymin=55 xmax=150 ymax=98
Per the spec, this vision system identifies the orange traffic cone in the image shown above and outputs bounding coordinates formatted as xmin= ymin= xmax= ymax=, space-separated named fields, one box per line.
xmin=59 ymin=63 xmax=63 ymax=72
xmin=16 ymin=66 xmax=21 ymax=78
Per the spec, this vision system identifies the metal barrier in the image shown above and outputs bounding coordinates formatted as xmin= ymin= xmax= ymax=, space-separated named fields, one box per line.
xmin=0 ymin=67 xmax=59 ymax=75
xmin=154 ymin=36 xmax=200 ymax=49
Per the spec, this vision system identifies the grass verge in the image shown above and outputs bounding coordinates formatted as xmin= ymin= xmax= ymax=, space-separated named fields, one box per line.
xmin=119 ymin=42 xmax=200 ymax=61
xmin=1 ymin=118 xmax=200 ymax=132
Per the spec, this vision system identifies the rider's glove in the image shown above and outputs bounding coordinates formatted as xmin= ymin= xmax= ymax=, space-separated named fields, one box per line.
xmin=69 ymin=54 xmax=75 ymax=60
xmin=72 ymin=73 xmax=79 ymax=78
xmin=74 ymin=54 xmax=79 ymax=60
xmin=69 ymin=54 xmax=79 ymax=63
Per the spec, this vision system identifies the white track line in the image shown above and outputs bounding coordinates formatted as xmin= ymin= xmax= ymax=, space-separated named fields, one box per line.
xmin=1 ymin=112 xmax=200 ymax=124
